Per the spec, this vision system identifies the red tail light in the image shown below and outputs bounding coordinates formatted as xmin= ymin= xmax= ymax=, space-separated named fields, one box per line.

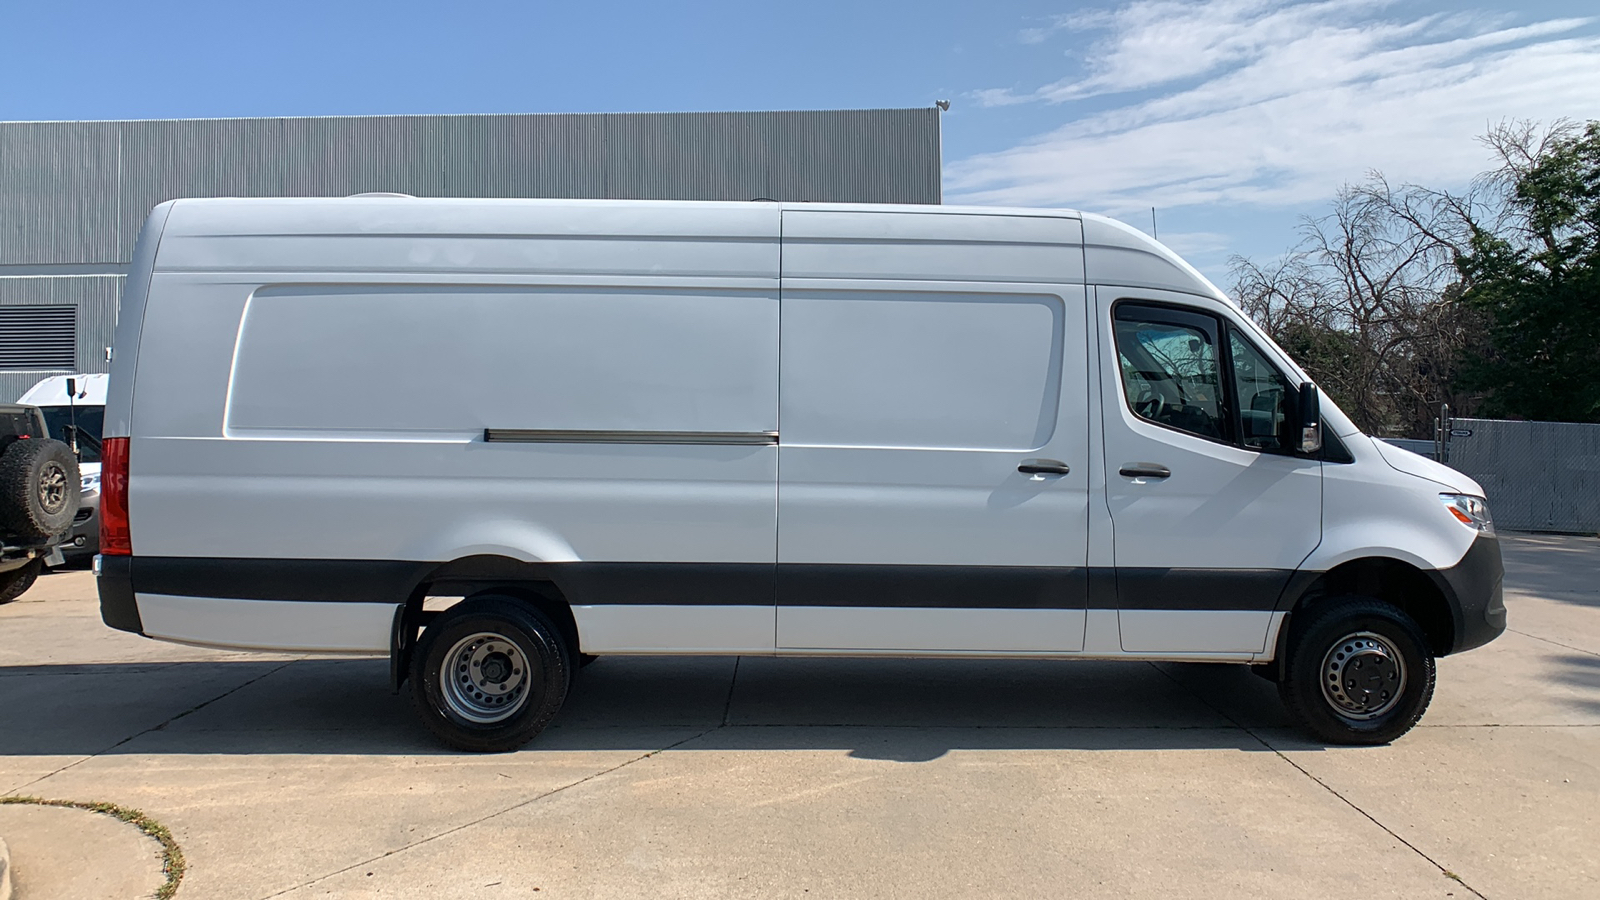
xmin=100 ymin=437 xmax=131 ymax=555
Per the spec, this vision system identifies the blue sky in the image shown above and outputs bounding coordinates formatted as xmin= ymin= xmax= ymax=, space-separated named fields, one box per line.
xmin=4 ymin=0 xmax=1599 ymax=284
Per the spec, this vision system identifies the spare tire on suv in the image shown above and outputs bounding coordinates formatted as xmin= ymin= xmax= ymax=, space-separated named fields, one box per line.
xmin=0 ymin=438 xmax=81 ymax=542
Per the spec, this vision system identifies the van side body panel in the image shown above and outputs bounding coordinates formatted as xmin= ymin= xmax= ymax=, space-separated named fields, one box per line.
xmin=120 ymin=199 xmax=782 ymax=654
xmin=775 ymin=210 xmax=1093 ymax=653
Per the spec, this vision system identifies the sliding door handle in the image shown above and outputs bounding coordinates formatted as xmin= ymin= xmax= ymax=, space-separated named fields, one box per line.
xmin=1018 ymin=459 xmax=1071 ymax=475
xmin=1119 ymin=463 xmax=1171 ymax=479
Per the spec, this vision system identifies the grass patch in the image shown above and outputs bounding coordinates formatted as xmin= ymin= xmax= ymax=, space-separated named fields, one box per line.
xmin=0 ymin=796 xmax=184 ymax=899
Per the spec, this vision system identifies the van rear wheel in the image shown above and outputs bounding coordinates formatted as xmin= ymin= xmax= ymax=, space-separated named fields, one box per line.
xmin=1278 ymin=597 xmax=1435 ymax=745
xmin=410 ymin=596 xmax=572 ymax=752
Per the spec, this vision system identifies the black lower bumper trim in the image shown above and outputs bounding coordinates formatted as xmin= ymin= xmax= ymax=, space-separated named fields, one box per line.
xmin=97 ymin=554 xmax=143 ymax=634
xmin=1428 ymin=534 xmax=1505 ymax=654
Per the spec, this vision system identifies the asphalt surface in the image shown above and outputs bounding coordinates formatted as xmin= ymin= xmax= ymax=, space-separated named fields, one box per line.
xmin=1 ymin=533 xmax=1595 ymax=899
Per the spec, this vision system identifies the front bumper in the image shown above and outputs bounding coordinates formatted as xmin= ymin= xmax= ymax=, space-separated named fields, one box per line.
xmin=1428 ymin=533 xmax=1505 ymax=654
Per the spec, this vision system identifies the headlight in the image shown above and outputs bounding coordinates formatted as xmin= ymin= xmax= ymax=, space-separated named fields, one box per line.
xmin=1440 ymin=494 xmax=1494 ymax=535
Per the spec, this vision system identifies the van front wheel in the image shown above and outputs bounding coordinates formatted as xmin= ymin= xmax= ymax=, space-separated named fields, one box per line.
xmin=1278 ymin=597 xmax=1435 ymax=745
xmin=410 ymin=597 xmax=572 ymax=752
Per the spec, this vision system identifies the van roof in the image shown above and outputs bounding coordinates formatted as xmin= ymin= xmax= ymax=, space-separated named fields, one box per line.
xmin=151 ymin=197 xmax=1229 ymax=303
xmin=17 ymin=373 xmax=109 ymax=407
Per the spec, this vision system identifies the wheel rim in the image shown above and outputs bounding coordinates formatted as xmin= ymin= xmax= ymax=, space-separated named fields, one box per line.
xmin=38 ymin=461 xmax=68 ymax=515
xmin=1320 ymin=631 xmax=1407 ymax=720
xmin=440 ymin=632 xmax=533 ymax=724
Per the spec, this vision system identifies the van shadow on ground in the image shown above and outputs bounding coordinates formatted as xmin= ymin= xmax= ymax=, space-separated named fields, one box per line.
xmin=0 ymin=655 xmax=1312 ymax=760
xmin=1501 ymin=533 xmax=1600 ymax=608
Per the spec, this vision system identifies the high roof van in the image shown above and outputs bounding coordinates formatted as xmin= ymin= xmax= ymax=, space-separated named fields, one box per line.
xmin=96 ymin=198 xmax=1503 ymax=751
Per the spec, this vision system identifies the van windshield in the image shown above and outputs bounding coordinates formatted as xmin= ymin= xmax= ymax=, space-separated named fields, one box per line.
xmin=36 ymin=405 xmax=105 ymax=463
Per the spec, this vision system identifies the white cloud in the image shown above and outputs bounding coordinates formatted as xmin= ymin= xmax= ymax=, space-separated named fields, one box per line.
xmin=1155 ymin=230 xmax=1234 ymax=257
xmin=950 ymin=1 xmax=1600 ymax=217
xmin=968 ymin=87 xmax=1031 ymax=107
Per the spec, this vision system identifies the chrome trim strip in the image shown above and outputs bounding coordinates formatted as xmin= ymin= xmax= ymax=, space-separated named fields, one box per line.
xmin=483 ymin=428 xmax=778 ymax=445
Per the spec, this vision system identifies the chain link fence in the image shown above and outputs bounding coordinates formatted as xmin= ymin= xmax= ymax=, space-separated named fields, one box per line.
xmin=1383 ymin=418 xmax=1600 ymax=533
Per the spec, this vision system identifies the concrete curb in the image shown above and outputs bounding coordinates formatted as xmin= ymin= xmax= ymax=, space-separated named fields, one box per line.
xmin=0 ymin=834 xmax=11 ymax=900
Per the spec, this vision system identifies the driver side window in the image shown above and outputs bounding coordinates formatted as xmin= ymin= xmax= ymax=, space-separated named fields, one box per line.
xmin=1113 ymin=305 xmax=1226 ymax=441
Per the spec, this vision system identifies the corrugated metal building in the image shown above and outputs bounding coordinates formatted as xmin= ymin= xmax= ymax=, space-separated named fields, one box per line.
xmin=0 ymin=108 xmax=942 ymax=401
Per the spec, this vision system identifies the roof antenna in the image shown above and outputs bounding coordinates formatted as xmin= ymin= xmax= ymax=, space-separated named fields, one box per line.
xmin=1151 ymin=207 xmax=1158 ymax=240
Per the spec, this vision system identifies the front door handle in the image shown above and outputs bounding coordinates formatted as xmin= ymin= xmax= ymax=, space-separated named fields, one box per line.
xmin=1119 ymin=463 xmax=1171 ymax=479
xmin=1019 ymin=459 xmax=1071 ymax=475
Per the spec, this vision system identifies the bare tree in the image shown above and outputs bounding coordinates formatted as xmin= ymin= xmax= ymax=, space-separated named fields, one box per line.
xmin=1231 ymin=179 xmax=1488 ymax=437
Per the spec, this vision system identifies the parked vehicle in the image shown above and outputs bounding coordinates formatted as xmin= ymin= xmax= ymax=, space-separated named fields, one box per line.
xmin=18 ymin=374 xmax=106 ymax=560
xmin=97 ymin=197 xmax=1504 ymax=751
xmin=1 ymin=404 xmax=80 ymax=603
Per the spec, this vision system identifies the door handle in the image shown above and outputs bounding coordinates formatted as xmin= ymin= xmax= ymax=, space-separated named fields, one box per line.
xmin=1119 ymin=463 xmax=1171 ymax=479
xmin=1018 ymin=459 xmax=1071 ymax=475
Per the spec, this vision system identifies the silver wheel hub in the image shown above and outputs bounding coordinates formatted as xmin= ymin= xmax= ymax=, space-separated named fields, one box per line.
xmin=441 ymin=632 xmax=532 ymax=724
xmin=39 ymin=462 xmax=68 ymax=514
xmin=1320 ymin=631 xmax=1406 ymax=720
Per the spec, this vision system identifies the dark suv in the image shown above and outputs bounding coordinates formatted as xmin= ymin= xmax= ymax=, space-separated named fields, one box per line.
xmin=0 ymin=404 xmax=81 ymax=603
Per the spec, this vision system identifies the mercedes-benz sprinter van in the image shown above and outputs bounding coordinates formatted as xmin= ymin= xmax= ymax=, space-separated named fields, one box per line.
xmin=96 ymin=198 xmax=1504 ymax=751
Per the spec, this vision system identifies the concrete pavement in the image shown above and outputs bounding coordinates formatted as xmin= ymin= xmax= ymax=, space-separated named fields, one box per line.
xmin=1 ymin=534 xmax=1595 ymax=899
xmin=0 ymin=804 xmax=164 ymax=900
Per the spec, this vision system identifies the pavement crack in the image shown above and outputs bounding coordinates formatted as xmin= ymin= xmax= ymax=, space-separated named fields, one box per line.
xmin=1 ymin=658 xmax=299 ymax=798
xmin=1147 ymin=662 xmax=1491 ymax=900
xmin=1506 ymin=627 xmax=1600 ymax=658
xmin=722 ymin=656 xmax=742 ymax=726
xmin=260 ymin=724 xmax=724 ymax=899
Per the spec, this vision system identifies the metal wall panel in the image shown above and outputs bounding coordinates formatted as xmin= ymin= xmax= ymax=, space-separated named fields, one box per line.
xmin=1444 ymin=418 xmax=1600 ymax=533
xmin=0 ymin=275 xmax=122 ymax=401
xmin=116 ymin=117 xmax=287 ymax=260
xmin=0 ymin=121 xmax=122 ymax=265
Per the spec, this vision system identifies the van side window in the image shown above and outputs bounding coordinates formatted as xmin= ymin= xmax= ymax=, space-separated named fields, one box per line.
xmin=1113 ymin=305 xmax=1227 ymax=441
xmin=1228 ymin=331 xmax=1295 ymax=452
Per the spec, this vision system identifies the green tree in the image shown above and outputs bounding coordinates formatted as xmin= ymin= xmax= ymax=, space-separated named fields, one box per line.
xmin=1456 ymin=121 xmax=1600 ymax=423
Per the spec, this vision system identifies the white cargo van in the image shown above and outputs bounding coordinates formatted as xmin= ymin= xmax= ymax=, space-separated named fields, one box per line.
xmin=96 ymin=198 xmax=1503 ymax=751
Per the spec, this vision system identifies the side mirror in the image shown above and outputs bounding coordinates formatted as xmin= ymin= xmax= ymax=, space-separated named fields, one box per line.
xmin=66 ymin=377 xmax=77 ymax=396
xmin=1298 ymin=382 xmax=1322 ymax=454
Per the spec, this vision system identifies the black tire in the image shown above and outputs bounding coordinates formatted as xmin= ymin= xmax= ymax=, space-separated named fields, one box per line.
xmin=1278 ymin=597 xmax=1435 ymax=745
xmin=0 ymin=438 xmax=80 ymax=541
xmin=410 ymin=596 xmax=572 ymax=752
xmin=0 ymin=559 xmax=41 ymax=605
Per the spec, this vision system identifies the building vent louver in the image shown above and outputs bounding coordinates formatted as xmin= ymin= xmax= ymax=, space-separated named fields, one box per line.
xmin=0 ymin=306 xmax=78 ymax=370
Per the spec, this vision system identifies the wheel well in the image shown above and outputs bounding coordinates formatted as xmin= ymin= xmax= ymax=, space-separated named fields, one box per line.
xmin=390 ymin=556 xmax=582 ymax=690
xmin=1285 ymin=557 xmax=1456 ymax=657
xmin=458 ymin=583 xmax=580 ymax=660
